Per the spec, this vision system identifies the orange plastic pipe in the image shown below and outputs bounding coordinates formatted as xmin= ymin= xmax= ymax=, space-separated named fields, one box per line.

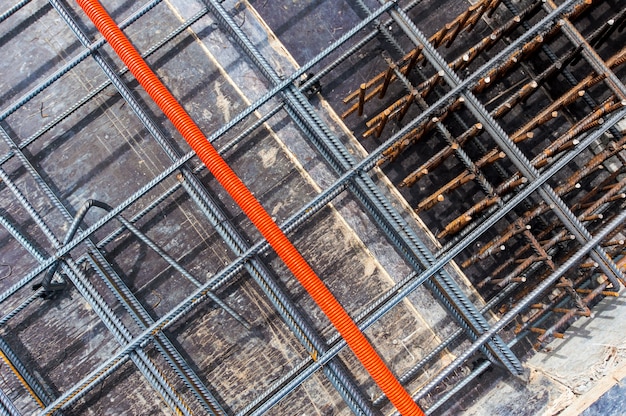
xmin=76 ymin=1 xmax=423 ymax=414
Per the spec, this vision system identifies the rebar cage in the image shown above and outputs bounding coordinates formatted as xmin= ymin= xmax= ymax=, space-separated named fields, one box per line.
xmin=0 ymin=0 xmax=624 ymax=415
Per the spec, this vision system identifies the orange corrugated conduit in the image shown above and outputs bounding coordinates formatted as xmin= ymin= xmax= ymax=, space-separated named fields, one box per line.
xmin=76 ymin=1 xmax=423 ymax=414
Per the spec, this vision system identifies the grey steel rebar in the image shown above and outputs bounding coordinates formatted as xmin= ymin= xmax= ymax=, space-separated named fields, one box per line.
xmin=385 ymin=1 xmax=624 ymax=290
xmin=310 ymin=0 xmax=520 ymax=373
xmin=61 ymin=258 xmax=194 ymax=416
xmin=45 ymin=3 xmax=381 ymax=413
xmin=94 ymin=3 xmax=626 ymax=410
xmin=320 ymin=12 xmax=521 ymax=372
xmin=0 ymin=291 xmax=41 ymax=327
xmin=38 ymin=246 xmax=256 ymax=414
xmin=205 ymin=1 xmax=394 ymax=414
xmin=100 ymin=206 xmax=230 ymax=335
xmin=238 ymin=101 xmax=626 ymax=416
xmin=0 ymin=0 xmax=596 ymax=309
xmin=425 ymin=337 xmax=521 ymax=415
xmin=0 ymin=0 xmax=563 ymax=303
xmin=234 ymin=0 xmax=600 ymax=404
xmin=75 ymin=202 xmax=228 ymax=415
xmin=411 ymin=200 xmax=626 ymax=409
xmin=4 ymin=3 xmax=608 ymax=412
xmin=0 ymin=334 xmax=53 ymax=409
xmin=2 ymin=27 xmax=194 ymax=412
xmin=546 ymin=2 xmax=626 ymax=101
xmin=22 ymin=0 xmax=400 ymax=283
xmin=87 ymin=200 xmax=250 ymax=328
xmin=502 ymin=0 xmax=625 ymax=149
xmin=37 ymin=97 xmax=626 ymax=415
xmin=0 ymin=0 xmax=163 ymax=122
xmin=304 ymin=0 xmax=424 ymax=99
xmin=84 ymin=249 xmax=227 ymax=416
xmin=436 ymin=101 xmax=620 ymax=253
xmin=58 ymin=2 xmax=376 ymax=412
xmin=0 ymin=211 xmax=192 ymax=415
xmin=0 ymin=149 xmax=196 ymax=305
xmin=394 ymin=2 xmax=549 ymax=202
xmin=176 ymin=183 xmax=378 ymax=416
xmin=0 ymin=0 xmax=32 ymax=23
xmin=389 ymin=64 xmax=499 ymax=199
xmin=0 ymin=164 xmax=193 ymax=415
xmin=44 ymin=2 xmax=247 ymax=411
xmin=0 ymin=6 xmax=210 ymax=170
xmin=373 ymin=280 xmax=519 ymax=406
xmin=1 ymin=0 xmax=391 ymax=128
xmin=0 ymin=386 xmax=20 ymax=416
xmin=0 ymin=167 xmax=58 ymax=252
xmin=205 ymin=0 xmax=522 ymax=384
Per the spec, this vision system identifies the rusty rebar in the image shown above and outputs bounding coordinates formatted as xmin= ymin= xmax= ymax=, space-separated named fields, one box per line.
xmin=573 ymin=167 xmax=624 ymax=210
xmin=397 ymin=89 xmax=417 ymax=122
xmin=536 ymin=279 xmax=612 ymax=347
xmin=417 ymin=148 xmax=504 ymax=212
xmin=400 ymin=123 xmax=483 ymax=188
xmin=365 ymin=91 xmax=413 ymax=129
xmin=448 ymin=101 xmax=626 ymax=237
xmin=358 ymin=83 xmax=366 ymax=117
xmin=379 ymin=61 xmax=396 ymax=99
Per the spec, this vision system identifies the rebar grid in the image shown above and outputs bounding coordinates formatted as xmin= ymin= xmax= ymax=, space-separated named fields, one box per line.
xmin=341 ymin=0 xmax=625 ymax=409
xmin=0 ymin=0 xmax=624 ymax=415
